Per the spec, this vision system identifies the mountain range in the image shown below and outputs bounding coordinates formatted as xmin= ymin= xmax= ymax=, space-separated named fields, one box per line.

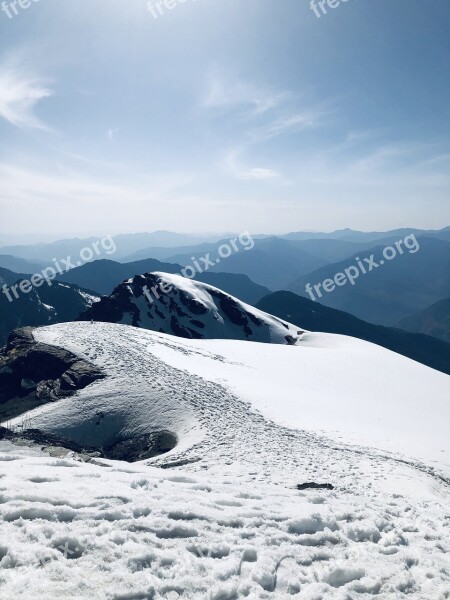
xmin=289 ymin=236 xmax=450 ymax=325
xmin=2 ymin=226 xmax=449 ymax=264
xmin=0 ymin=261 xmax=270 ymax=346
xmin=120 ymin=231 xmax=450 ymax=293
xmin=1 ymin=227 xmax=449 ymax=356
xmin=0 ymin=231 xmax=229 ymax=263
xmin=53 ymin=258 xmax=270 ymax=303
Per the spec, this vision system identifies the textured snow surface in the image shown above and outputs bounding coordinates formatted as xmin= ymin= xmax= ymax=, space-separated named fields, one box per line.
xmin=1 ymin=322 xmax=449 ymax=599
xmin=0 ymin=442 xmax=449 ymax=599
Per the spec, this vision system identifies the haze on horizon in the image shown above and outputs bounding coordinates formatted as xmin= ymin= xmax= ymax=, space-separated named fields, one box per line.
xmin=0 ymin=0 xmax=449 ymax=238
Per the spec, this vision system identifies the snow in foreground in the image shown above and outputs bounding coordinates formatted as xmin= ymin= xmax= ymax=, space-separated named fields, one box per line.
xmin=1 ymin=322 xmax=450 ymax=598
xmin=0 ymin=440 xmax=449 ymax=599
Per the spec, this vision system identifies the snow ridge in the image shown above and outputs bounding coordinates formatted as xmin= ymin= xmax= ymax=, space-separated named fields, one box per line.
xmin=80 ymin=272 xmax=305 ymax=344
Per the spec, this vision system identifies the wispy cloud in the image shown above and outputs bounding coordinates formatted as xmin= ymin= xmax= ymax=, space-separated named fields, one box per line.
xmin=203 ymin=72 xmax=327 ymax=182
xmin=288 ymin=139 xmax=450 ymax=191
xmin=248 ymin=111 xmax=323 ymax=144
xmin=0 ymin=162 xmax=198 ymax=212
xmin=0 ymin=63 xmax=52 ymax=130
xmin=203 ymin=72 xmax=287 ymax=116
xmin=0 ymin=161 xmax=210 ymax=235
xmin=224 ymin=149 xmax=280 ymax=181
xmin=241 ymin=167 xmax=280 ymax=180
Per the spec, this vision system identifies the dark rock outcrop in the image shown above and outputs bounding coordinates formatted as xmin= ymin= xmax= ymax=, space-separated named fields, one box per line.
xmin=297 ymin=482 xmax=334 ymax=491
xmin=0 ymin=426 xmax=176 ymax=464
xmin=103 ymin=431 xmax=177 ymax=462
xmin=0 ymin=426 xmax=102 ymax=458
xmin=79 ymin=272 xmax=303 ymax=344
xmin=0 ymin=327 xmax=105 ymax=421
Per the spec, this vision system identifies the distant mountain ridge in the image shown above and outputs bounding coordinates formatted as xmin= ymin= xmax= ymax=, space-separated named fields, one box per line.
xmin=120 ymin=228 xmax=450 ymax=292
xmin=280 ymin=226 xmax=450 ymax=243
xmin=3 ymin=226 xmax=448 ymax=269
xmin=0 ymin=255 xmax=44 ymax=273
xmin=397 ymin=298 xmax=450 ymax=343
xmin=125 ymin=237 xmax=328 ymax=290
xmin=0 ymin=270 xmax=99 ymax=347
xmin=288 ymin=237 xmax=450 ymax=325
xmin=0 ymin=266 xmax=28 ymax=287
xmin=55 ymin=258 xmax=271 ymax=304
xmin=0 ymin=231 xmax=230 ymax=262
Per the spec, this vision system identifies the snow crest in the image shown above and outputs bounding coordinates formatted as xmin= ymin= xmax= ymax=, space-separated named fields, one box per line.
xmin=81 ymin=272 xmax=304 ymax=344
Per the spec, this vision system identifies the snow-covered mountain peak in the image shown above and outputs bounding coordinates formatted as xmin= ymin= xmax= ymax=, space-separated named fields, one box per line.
xmin=81 ymin=271 xmax=305 ymax=344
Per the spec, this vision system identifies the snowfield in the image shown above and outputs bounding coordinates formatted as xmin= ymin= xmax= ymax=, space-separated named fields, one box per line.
xmin=1 ymin=321 xmax=450 ymax=599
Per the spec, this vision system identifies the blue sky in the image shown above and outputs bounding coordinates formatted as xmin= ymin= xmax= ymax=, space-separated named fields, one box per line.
xmin=0 ymin=0 xmax=449 ymax=238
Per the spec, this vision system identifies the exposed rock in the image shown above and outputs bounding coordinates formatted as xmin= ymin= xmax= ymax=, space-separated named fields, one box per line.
xmin=178 ymin=291 xmax=208 ymax=315
xmin=103 ymin=431 xmax=177 ymax=462
xmin=0 ymin=426 xmax=177 ymax=464
xmin=60 ymin=361 xmax=105 ymax=390
xmin=0 ymin=327 xmax=105 ymax=421
xmin=5 ymin=326 xmax=35 ymax=351
xmin=297 ymin=482 xmax=334 ymax=491
xmin=79 ymin=272 xmax=304 ymax=345
xmin=0 ymin=426 xmax=107 ymax=463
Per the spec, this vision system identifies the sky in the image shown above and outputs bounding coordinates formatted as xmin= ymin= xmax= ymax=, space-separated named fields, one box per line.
xmin=0 ymin=0 xmax=449 ymax=240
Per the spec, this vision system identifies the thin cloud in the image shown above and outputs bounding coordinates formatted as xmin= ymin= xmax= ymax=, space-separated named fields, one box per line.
xmin=107 ymin=128 xmax=119 ymax=141
xmin=224 ymin=149 xmax=281 ymax=181
xmin=205 ymin=73 xmax=326 ymax=182
xmin=248 ymin=111 xmax=322 ymax=144
xmin=0 ymin=64 xmax=52 ymax=129
xmin=240 ymin=167 xmax=280 ymax=180
xmin=203 ymin=73 xmax=287 ymax=116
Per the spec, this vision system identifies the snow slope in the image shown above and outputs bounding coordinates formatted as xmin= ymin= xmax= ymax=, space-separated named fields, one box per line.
xmin=1 ymin=322 xmax=450 ymax=599
xmin=150 ymin=333 xmax=450 ymax=477
xmin=80 ymin=272 xmax=304 ymax=344
xmin=9 ymin=322 xmax=449 ymax=478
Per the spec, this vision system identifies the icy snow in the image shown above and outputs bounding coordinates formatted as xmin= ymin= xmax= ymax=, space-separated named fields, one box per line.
xmin=41 ymin=303 xmax=55 ymax=312
xmin=77 ymin=290 xmax=100 ymax=305
xmin=0 ymin=321 xmax=449 ymax=599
